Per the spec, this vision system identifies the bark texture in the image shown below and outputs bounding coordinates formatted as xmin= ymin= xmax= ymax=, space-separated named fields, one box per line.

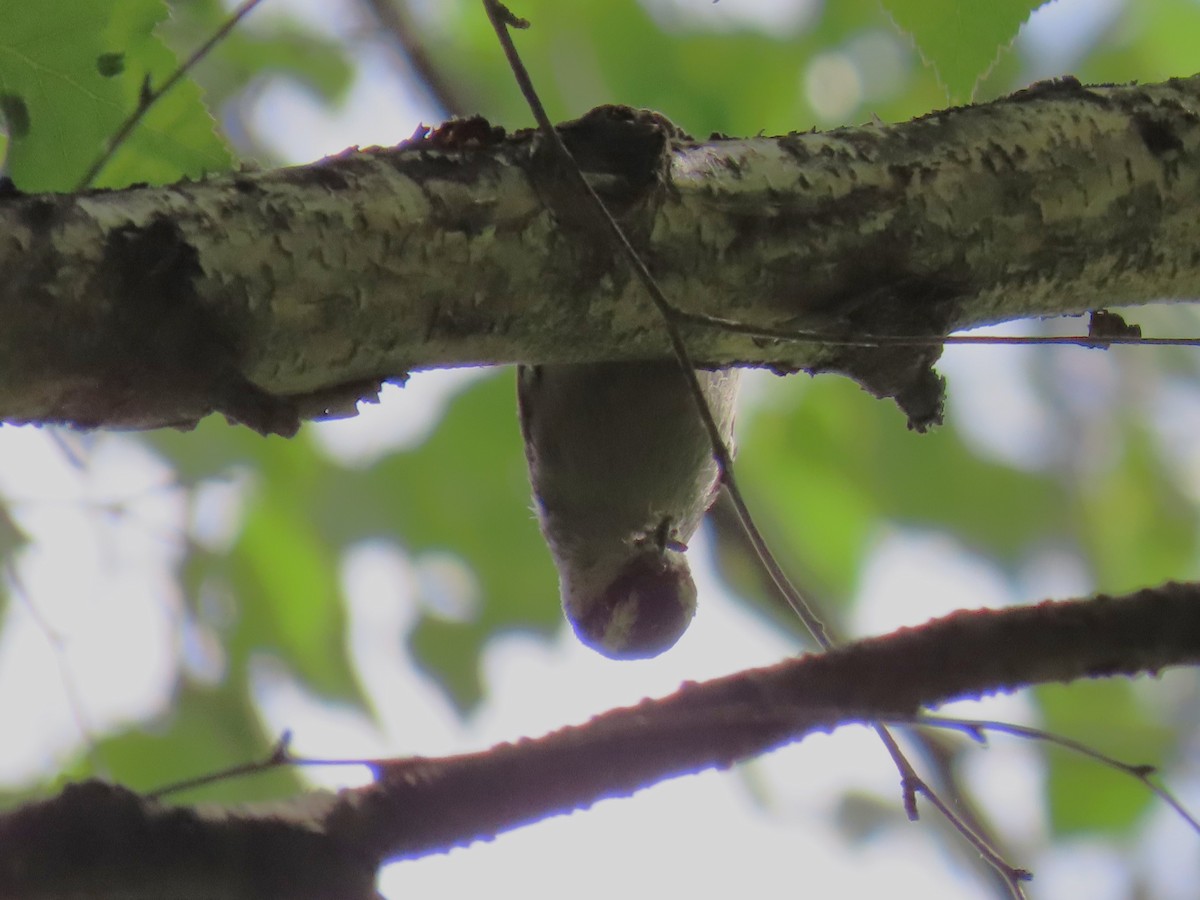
xmin=2 ymin=76 xmax=1199 ymax=432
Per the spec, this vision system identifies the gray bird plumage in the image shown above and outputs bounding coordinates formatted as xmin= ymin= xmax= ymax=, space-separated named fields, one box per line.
xmin=517 ymin=362 xmax=738 ymax=658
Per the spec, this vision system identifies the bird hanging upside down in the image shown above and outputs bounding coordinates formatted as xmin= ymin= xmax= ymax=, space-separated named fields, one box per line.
xmin=517 ymin=362 xmax=738 ymax=659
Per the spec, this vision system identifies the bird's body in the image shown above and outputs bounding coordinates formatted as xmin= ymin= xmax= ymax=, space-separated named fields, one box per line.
xmin=517 ymin=362 xmax=738 ymax=658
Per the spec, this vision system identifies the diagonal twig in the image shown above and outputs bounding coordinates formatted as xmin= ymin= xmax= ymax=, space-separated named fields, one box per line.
xmin=479 ymin=2 xmax=1031 ymax=896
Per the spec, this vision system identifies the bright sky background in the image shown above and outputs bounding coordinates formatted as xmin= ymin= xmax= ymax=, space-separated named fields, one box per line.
xmin=1 ymin=1 xmax=1197 ymax=898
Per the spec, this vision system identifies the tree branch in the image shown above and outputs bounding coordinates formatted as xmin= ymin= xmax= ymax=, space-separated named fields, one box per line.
xmin=2 ymin=75 xmax=1199 ymax=432
xmin=3 ymin=580 xmax=1197 ymax=900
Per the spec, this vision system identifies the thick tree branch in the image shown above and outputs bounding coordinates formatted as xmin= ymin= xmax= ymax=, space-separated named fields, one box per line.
xmin=1 ymin=75 xmax=1198 ymax=432
xmin=3 ymin=581 xmax=1197 ymax=900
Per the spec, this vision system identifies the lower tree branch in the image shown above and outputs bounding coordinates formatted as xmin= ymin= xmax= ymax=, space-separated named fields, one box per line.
xmin=3 ymin=581 xmax=1197 ymax=899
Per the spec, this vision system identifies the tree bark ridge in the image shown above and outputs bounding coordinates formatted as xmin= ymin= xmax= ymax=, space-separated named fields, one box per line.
xmin=1 ymin=76 xmax=1198 ymax=431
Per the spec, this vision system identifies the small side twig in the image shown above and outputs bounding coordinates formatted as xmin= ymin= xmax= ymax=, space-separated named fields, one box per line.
xmin=6 ymin=566 xmax=103 ymax=774
xmin=673 ymin=307 xmax=1200 ymax=349
xmin=146 ymin=731 xmax=293 ymax=800
xmin=916 ymin=714 xmax=1200 ymax=836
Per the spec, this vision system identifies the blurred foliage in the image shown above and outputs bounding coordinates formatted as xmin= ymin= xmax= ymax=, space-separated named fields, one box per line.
xmin=1035 ymin=680 xmax=1176 ymax=834
xmin=419 ymin=0 xmax=948 ymax=133
xmin=151 ymin=372 xmax=557 ymax=713
xmin=736 ymin=375 xmax=1072 ymax=607
xmin=0 ymin=0 xmax=1198 ymax=863
xmin=880 ymin=0 xmax=1043 ymax=102
xmin=0 ymin=507 xmax=27 ymax=625
xmin=0 ymin=0 xmax=231 ymax=191
xmin=159 ymin=0 xmax=355 ymax=154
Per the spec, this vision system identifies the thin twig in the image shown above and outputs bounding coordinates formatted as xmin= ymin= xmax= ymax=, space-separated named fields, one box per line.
xmin=917 ymin=714 xmax=1200 ymax=836
xmin=6 ymin=567 xmax=103 ymax=774
xmin=673 ymin=309 xmax=1200 ymax=349
xmin=359 ymin=0 xmax=468 ymax=116
xmin=479 ymin=1 xmax=1029 ymax=891
xmin=75 ymin=0 xmax=268 ymax=191
xmin=868 ymin=717 xmax=1031 ymax=896
xmin=147 ymin=731 xmax=293 ymax=800
xmin=715 ymin=494 xmax=1023 ymax=897
xmin=912 ymin=775 xmax=1033 ymax=896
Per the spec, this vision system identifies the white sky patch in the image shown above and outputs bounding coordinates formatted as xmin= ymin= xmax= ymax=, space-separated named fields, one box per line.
xmin=804 ymin=51 xmax=865 ymax=122
xmin=1035 ymin=837 xmax=1132 ymax=900
xmin=310 ymin=369 xmax=487 ymax=467
xmin=1138 ymin=770 xmax=1200 ymax=900
xmin=0 ymin=431 xmax=183 ymax=783
xmin=382 ymin=772 xmax=992 ymax=900
xmin=1017 ymin=544 xmax=1092 ymax=601
xmin=944 ymin=697 xmax=1050 ymax=846
xmin=644 ymin=0 xmax=822 ymax=35
xmin=188 ymin=469 xmax=254 ymax=551
xmin=339 ymin=539 xmax=468 ymax=757
xmin=847 ymin=29 xmax=913 ymax=105
xmin=1020 ymin=0 xmax=1126 ymax=78
xmin=246 ymin=0 xmax=436 ymax=165
xmin=939 ymin=324 xmax=1058 ymax=471
xmin=851 ymin=527 xmax=1013 ymax=636
xmin=411 ymin=550 xmax=483 ymax=624
xmin=1139 ymin=373 xmax=1200 ymax=502
xmin=250 ymin=54 xmax=427 ymax=165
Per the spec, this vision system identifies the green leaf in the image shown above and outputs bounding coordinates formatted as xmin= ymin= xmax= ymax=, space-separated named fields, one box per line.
xmin=1076 ymin=424 xmax=1199 ymax=593
xmin=147 ymin=422 xmax=367 ymax=709
xmin=227 ymin=478 xmax=362 ymax=705
xmin=430 ymin=0 xmax=936 ymax=135
xmin=736 ymin=376 xmax=1068 ymax=606
xmin=1035 ymin=681 xmax=1171 ymax=835
xmin=1077 ymin=0 xmax=1200 ymax=87
xmin=881 ymin=0 xmax=1045 ymax=102
xmin=319 ymin=373 xmax=561 ymax=710
xmin=0 ymin=0 xmax=231 ymax=191
xmin=150 ymin=373 xmax=558 ymax=713
xmin=96 ymin=0 xmax=233 ymax=187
